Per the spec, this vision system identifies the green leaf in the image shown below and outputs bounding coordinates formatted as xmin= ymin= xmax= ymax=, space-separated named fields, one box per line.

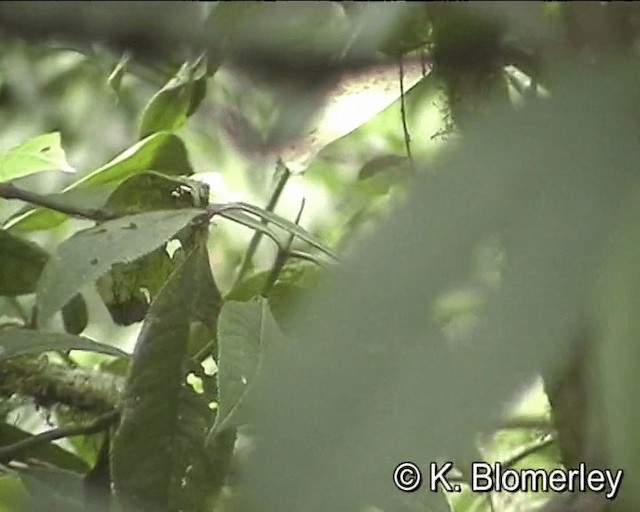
xmin=0 ymin=132 xmax=75 ymax=183
xmin=0 ymin=424 xmax=89 ymax=473
xmin=4 ymin=133 xmax=194 ymax=232
xmin=599 ymin=187 xmax=640 ymax=507
xmin=0 ymin=229 xmax=48 ymax=296
xmin=17 ymin=467 xmax=85 ymax=512
xmin=61 ymin=293 xmax=88 ymax=335
xmin=96 ymin=248 xmax=176 ymax=326
xmin=0 ymin=475 xmax=30 ymax=512
xmin=111 ymin=239 xmax=225 ymax=511
xmin=210 ymin=299 xmax=287 ymax=435
xmin=35 ymin=208 xmax=203 ymax=323
xmin=138 ymin=60 xmax=208 ymax=138
xmin=0 ymin=328 xmax=127 ymax=360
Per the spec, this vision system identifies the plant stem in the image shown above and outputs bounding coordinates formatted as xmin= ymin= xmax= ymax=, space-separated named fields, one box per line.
xmin=262 ymin=198 xmax=305 ymax=296
xmin=0 ymin=410 xmax=118 ymax=463
xmin=0 ymin=182 xmax=118 ymax=222
xmin=231 ymin=162 xmax=291 ymax=287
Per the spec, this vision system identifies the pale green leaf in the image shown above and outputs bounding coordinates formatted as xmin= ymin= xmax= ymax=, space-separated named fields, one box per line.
xmin=0 ymin=132 xmax=75 ymax=183
xmin=210 ymin=299 xmax=287 ymax=435
xmin=4 ymin=133 xmax=193 ymax=232
xmin=36 ymin=208 xmax=203 ymax=323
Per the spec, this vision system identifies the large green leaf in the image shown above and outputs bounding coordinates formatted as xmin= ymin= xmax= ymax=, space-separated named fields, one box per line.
xmin=35 ymin=208 xmax=203 ymax=324
xmin=247 ymin=65 xmax=638 ymax=512
xmin=599 ymin=187 xmax=640 ymax=507
xmin=210 ymin=299 xmax=286 ymax=435
xmin=0 ymin=229 xmax=48 ymax=296
xmin=0 ymin=132 xmax=75 ymax=183
xmin=95 ymin=172 xmax=209 ymax=325
xmin=0 ymin=328 xmax=127 ymax=361
xmin=111 ymin=238 xmax=226 ymax=511
xmin=4 ymin=133 xmax=193 ymax=232
xmin=17 ymin=467 xmax=85 ymax=512
xmin=138 ymin=60 xmax=207 ymax=138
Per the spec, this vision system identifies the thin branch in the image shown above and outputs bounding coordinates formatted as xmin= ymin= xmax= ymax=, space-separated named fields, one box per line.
xmin=0 ymin=411 xmax=118 ymax=463
xmin=0 ymin=182 xmax=118 ymax=222
xmin=262 ymin=198 xmax=306 ymax=297
xmin=398 ymin=56 xmax=413 ymax=162
xmin=231 ymin=162 xmax=292 ymax=288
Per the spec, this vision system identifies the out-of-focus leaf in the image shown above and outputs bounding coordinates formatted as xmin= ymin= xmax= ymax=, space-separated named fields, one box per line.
xmin=0 ymin=328 xmax=127 ymax=360
xmin=0 ymin=229 xmax=48 ymax=296
xmin=209 ymin=299 xmax=287 ymax=435
xmin=17 ymin=467 xmax=85 ymax=512
xmin=0 ymin=424 xmax=89 ymax=473
xmin=0 ymin=475 xmax=30 ymax=512
xmin=111 ymin=239 xmax=225 ymax=511
xmin=599 ymin=186 xmax=640 ymax=507
xmin=4 ymin=133 xmax=194 ymax=232
xmin=139 ymin=60 xmax=207 ymax=138
xmin=36 ymin=208 xmax=203 ymax=323
xmin=0 ymin=132 xmax=75 ymax=183
xmin=247 ymin=65 xmax=638 ymax=512
xmin=61 ymin=293 xmax=88 ymax=335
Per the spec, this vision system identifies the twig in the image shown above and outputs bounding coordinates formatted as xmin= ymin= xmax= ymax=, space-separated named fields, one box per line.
xmin=0 ymin=182 xmax=118 ymax=222
xmin=0 ymin=410 xmax=118 ymax=463
xmin=398 ymin=56 xmax=413 ymax=162
xmin=261 ymin=198 xmax=305 ymax=297
xmin=5 ymin=297 xmax=28 ymax=325
xmin=231 ymin=162 xmax=291 ymax=288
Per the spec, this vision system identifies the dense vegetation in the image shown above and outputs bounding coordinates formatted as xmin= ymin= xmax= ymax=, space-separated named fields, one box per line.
xmin=0 ymin=3 xmax=639 ymax=512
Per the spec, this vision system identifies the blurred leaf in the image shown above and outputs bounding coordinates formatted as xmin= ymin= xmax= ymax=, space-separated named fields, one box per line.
xmin=0 ymin=475 xmax=30 ymax=512
xmin=210 ymin=299 xmax=287 ymax=435
xmin=17 ymin=466 xmax=85 ymax=512
xmin=0 ymin=424 xmax=89 ymax=473
xmin=111 ymin=239 xmax=225 ymax=511
xmin=35 ymin=208 xmax=203 ymax=323
xmin=599 ymin=186 xmax=640 ymax=507
xmin=139 ymin=59 xmax=207 ymax=138
xmin=61 ymin=293 xmax=88 ymax=335
xmin=5 ymin=133 xmax=194 ymax=232
xmin=0 ymin=229 xmax=48 ymax=296
xmin=248 ymin=65 xmax=638 ymax=512
xmin=0 ymin=132 xmax=75 ymax=183
xmin=0 ymin=328 xmax=127 ymax=360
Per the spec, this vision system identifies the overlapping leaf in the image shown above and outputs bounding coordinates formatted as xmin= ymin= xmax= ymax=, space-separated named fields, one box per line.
xmin=111 ymin=238 xmax=225 ymax=511
xmin=36 ymin=208 xmax=203 ymax=323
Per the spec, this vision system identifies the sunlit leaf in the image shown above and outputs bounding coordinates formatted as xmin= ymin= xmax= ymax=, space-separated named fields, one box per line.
xmin=0 ymin=132 xmax=75 ymax=183
xmin=139 ymin=60 xmax=207 ymax=138
xmin=4 ymin=133 xmax=193 ymax=232
xmin=36 ymin=208 xmax=203 ymax=323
